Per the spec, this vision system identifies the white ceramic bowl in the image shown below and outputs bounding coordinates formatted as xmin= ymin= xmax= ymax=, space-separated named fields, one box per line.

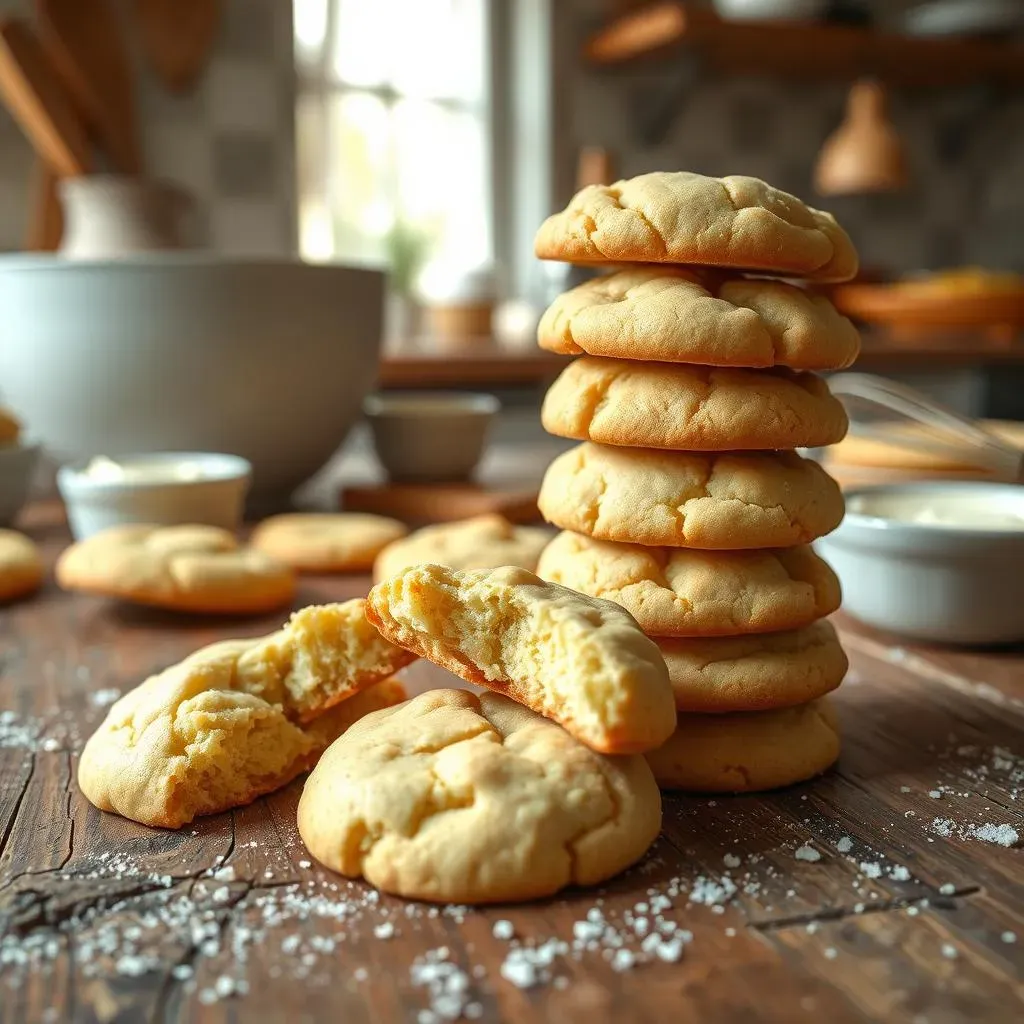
xmin=0 ymin=255 xmax=384 ymax=502
xmin=816 ymin=481 xmax=1024 ymax=645
xmin=0 ymin=442 xmax=41 ymax=527
xmin=57 ymin=451 xmax=251 ymax=540
xmin=364 ymin=391 xmax=499 ymax=483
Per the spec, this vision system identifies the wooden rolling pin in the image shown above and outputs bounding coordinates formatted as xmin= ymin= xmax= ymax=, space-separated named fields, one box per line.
xmin=0 ymin=17 xmax=91 ymax=176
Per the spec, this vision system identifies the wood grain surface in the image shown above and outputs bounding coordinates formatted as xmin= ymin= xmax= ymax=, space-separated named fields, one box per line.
xmin=1 ymin=505 xmax=1022 ymax=1023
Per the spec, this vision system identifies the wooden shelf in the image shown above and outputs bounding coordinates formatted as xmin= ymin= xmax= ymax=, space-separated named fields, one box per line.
xmin=377 ymin=332 xmax=1024 ymax=390
xmin=585 ymin=3 xmax=1024 ymax=87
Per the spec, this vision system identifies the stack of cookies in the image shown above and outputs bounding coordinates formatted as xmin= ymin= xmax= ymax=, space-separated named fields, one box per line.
xmin=532 ymin=171 xmax=861 ymax=794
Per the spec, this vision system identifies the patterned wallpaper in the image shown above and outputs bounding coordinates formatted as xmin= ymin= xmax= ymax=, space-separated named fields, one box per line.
xmin=0 ymin=0 xmax=296 ymax=254
xmin=560 ymin=0 xmax=1024 ymax=275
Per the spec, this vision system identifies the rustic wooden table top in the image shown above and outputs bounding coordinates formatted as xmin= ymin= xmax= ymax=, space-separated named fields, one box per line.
xmin=2 ymin=508 xmax=1023 ymax=1024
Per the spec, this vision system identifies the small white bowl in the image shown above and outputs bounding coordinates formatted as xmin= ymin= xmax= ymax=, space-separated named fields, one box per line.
xmin=0 ymin=441 xmax=41 ymax=527
xmin=816 ymin=481 xmax=1024 ymax=645
xmin=57 ymin=451 xmax=252 ymax=540
xmin=364 ymin=392 xmax=499 ymax=483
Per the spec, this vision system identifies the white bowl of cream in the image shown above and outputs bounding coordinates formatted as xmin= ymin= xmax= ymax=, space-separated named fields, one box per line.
xmin=57 ymin=452 xmax=251 ymax=540
xmin=815 ymin=481 xmax=1024 ymax=645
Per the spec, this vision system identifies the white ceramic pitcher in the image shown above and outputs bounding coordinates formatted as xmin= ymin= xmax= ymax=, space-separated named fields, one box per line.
xmin=58 ymin=175 xmax=196 ymax=259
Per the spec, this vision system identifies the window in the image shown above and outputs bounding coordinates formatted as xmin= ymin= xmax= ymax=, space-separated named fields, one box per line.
xmin=294 ymin=0 xmax=492 ymax=278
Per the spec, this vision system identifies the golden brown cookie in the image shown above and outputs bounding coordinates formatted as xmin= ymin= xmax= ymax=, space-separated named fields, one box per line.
xmin=535 ymin=172 xmax=858 ymax=282
xmin=657 ymin=621 xmax=848 ymax=713
xmin=538 ymin=268 xmax=861 ymax=370
xmin=373 ymin=514 xmax=551 ymax=583
xmin=56 ymin=524 xmax=295 ymax=614
xmin=366 ymin=564 xmax=676 ymax=754
xmin=537 ymin=532 xmax=841 ymax=637
xmin=646 ymin=698 xmax=840 ymax=792
xmin=250 ymin=512 xmax=407 ymax=573
xmin=0 ymin=529 xmax=43 ymax=602
xmin=538 ymin=443 xmax=844 ymax=549
xmin=0 ymin=408 xmax=20 ymax=446
xmin=298 ymin=688 xmax=662 ymax=903
xmin=78 ymin=600 xmax=414 ymax=827
xmin=541 ymin=357 xmax=848 ymax=451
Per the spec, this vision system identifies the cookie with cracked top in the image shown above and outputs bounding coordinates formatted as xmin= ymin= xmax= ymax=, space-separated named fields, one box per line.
xmin=298 ymin=688 xmax=662 ymax=903
xmin=538 ymin=267 xmax=860 ymax=370
xmin=541 ymin=357 xmax=848 ymax=452
xmin=538 ymin=443 xmax=844 ymax=549
xmin=535 ymin=171 xmax=858 ymax=283
xmin=537 ymin=531 xmax=841 ymax=638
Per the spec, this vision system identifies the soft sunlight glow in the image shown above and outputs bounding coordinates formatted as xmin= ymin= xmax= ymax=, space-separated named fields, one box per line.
xmin=296 ymin=0 xmax=490 ymax=269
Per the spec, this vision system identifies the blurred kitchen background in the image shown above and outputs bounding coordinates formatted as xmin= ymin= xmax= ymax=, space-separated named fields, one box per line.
xmin=1 ymin=0 xmax=1022 ymax=510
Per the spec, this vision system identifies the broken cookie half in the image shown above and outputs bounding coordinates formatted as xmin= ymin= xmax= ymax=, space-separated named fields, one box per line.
xmin=78 ymin=600 xmax=415 ymax=828
xmin=298 ymin=688 xmax=662 ymax=903
xmin=366 ymin=564 xmax=676 ymax=755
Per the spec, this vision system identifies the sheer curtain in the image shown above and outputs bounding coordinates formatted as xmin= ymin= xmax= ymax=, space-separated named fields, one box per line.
xmin=294 ymin=0 xmax=492 ymax=276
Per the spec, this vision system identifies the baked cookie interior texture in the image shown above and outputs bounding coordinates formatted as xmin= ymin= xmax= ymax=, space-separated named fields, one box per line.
xmin=56 ymin=523 xmax=295 ymax=614
xmin=250 ymin=512 xmax=408 ymax=573
xmin=367 ymin=563 xmax=676 ymax=754
xmin=0 ymin=529 xmax=44 ymax=602
xmin=373 ymin=513 xmax=552 ymax=583
xmin=538 ymin=443 xmax=845 ymax=550
xmin=78 ymin=600 xmax=414 ymax=827
xmin=298 ymin=688 xmax=662 ymax=904
xmin=535 ymin=172 xmax=858 ymax=282
xmin=537 ymin=267 xmax=861 ymax=369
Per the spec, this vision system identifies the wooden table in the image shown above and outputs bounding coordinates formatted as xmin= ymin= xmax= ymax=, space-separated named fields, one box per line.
xmin=2 ymin=510 xmax=1023 ymax=1023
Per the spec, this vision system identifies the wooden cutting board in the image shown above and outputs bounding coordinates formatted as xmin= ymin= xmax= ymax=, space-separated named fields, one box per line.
xmin=340 ymin=482 xmax=542 ymax=526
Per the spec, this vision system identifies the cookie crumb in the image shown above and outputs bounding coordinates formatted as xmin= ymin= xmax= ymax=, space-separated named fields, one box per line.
xmin=795 ymin=844 xmax=821 ymax=863
xmin=835 ymin=837 xmax=853 ymax=854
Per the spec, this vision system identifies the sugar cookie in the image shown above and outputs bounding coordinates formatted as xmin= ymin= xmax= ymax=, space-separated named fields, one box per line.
xmin=537 ymin=532 xmax=841 ymax=637
xmin=298 ymin=688 xmax=662 ymax=903
xmin=373 ymin=514 xmax=551 ymax=583
xmin=78 ymin=601 xmax=414 ymax=827
xmin=541 ymin=357 xmax=847 ymax=452
xmin=538 ymin=444 xmax=844 ymax=549
xmin=657 ymin=621 xmax=847 ymax=713
xmin=535 ymin=172 xmax=858 ymax=282
xmin=56 ymin=524 xmax=295 ymax=614
xmin=250 ymin=513 xmax=407 ymax=572
xmin=647 ymin=698 xmax=840 ymax=792
xmin=366 ymin=564 xmax=676 ymax=754
xmin=0 ymin=529 xmax=43 ymax=602
xmin=538 ymin=268 xmax=860 ymax=370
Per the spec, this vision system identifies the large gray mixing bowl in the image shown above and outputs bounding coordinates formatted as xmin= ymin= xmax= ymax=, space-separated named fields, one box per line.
xmin=0 ymin=255 xmax=384 ymax=501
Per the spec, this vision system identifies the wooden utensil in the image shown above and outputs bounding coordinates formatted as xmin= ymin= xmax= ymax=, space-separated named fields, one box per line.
xmin=0 ymin=17 xmax=91 ymax=176
xmin=135 ymin=0 xmax=220 ymax=93
xmin=36 ymin=0 xmax=142 ymax=173
xmin=24 ymin=159 xmax=63 ymax=250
